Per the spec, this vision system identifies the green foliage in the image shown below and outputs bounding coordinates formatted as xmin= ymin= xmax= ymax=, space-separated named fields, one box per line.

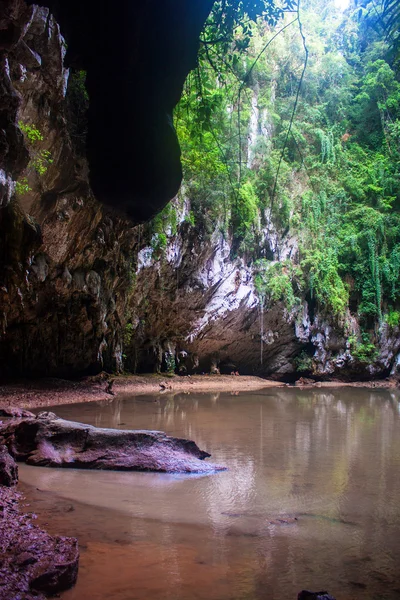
xmin=16 ymin=122 xmax=53 ymax=196
xmin=231 ymin=181 xmax=259 ymax=240
xmin=253 ymin=259 xmax=302 ymax=310
xmin=349 ymin=333 xmax=379 ymax=364
xmin=148 ymin=202 xmax=180 ymax=258
xmin=301 ymin=246 xmax=349 ymax=317
xmin=201 ymin=0 xmax=293 ymax=76
xmin=293 ymin=350 xmax=314 ymax=372
xmin=184 ymin=211 xmax=196 ymax=227
xmin=15 ymin=177 xmax=31 ymax=196
xmin=31 ymin=149 xmax=53 ymax=176
xmin=123 ymin=322 xmax=135 ymax=347
xmin=165 ymin=353 xmax=176 ymax=374
xmin=174 ymin=0 xmax=400 ymax=336
xmin=175 ymin=73 xmax=231 ymax=232
xmin=18 ymin=121 xmax=43 ymax=143
xmin=361 ymin=0 xmax=400 ymax=64
xmin=150 ymin=232 xmax=168 ymax=258
xmin=385 ymin=310 xmax=400 ymax=328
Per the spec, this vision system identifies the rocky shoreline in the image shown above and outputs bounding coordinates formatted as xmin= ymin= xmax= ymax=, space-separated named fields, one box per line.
xmin=0 ymin=445 xmax=79 ymax=600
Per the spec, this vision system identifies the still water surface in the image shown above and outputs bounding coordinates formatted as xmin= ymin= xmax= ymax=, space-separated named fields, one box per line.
xmin=19 ymin=388 xmax=400 ymax=600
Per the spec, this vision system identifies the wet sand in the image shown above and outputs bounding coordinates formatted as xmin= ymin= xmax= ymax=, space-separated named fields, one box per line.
xmin=0 ymin=374 xmax=283 ymax=410
xmin=0 ymin=373 xmax=396 ymax=411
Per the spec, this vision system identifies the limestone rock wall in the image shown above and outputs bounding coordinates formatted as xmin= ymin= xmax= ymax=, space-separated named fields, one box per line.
xmin=0 ymin=3 xmax=137 ymax=375
xmin=0 ymin=2 xmax=399 ymax=380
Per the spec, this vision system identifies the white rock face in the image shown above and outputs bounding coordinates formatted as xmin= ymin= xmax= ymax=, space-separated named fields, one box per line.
xmin=137 ymin=247 xmax=155 ymax=272
xmin=295 ymin=302 xmax=311 ymax=343
xmin=0 ymin=169 xmax=15 ymax=208
xmin=390 ymin=353 xmax=400 ymax=375
xmin=127 ymin=192 xmax=399 ymax=378
xmin=247 ymin=91 xmax=260 ymax=169
xmin=191 ymin=245 xmax=257 ymax=337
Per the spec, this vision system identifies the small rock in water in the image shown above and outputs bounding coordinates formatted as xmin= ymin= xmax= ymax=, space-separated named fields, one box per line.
xmin=298 ymin=592 xmax=336 ymax=600
xmin=159 ymin=381 xmax=172 ymax=390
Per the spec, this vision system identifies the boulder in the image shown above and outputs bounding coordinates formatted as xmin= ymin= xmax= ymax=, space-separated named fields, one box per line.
xmin=0 ymin=411 xmax=226 ymax=474
xmin=0 ymin=444 xmax=18 ymax=486
xmin=0 ymin=485 xmax=78 ymax=600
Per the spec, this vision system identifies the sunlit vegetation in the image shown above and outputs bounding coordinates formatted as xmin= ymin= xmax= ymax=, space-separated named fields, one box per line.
xmin=171 ymin=0 xmax=400 ymax=346
xmin=16 ymin=122 xmax=53 ymax=196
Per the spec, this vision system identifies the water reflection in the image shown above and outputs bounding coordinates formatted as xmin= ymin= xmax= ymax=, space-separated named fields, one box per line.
xmin=19 ymin=387 xmax=400 ymax=600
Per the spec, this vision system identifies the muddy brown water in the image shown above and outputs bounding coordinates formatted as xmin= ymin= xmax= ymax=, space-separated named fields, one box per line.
xmin=18 ymin=387 xmax=400 ymax=600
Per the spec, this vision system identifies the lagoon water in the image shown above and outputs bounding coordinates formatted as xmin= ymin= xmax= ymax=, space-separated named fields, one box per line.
xmin=19 ymin=388 xmax=400 ymax=600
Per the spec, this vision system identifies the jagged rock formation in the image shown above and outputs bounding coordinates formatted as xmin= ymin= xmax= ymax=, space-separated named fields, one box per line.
xmin=0 ymin=411 xmax=225 ymax=473
xmin=0 ymin=1 xmax=399 ymax=380
xmin=0 ymin=2 xmax=137 ymax=375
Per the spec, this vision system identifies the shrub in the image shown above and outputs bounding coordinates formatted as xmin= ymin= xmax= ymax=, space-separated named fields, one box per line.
xmin=385 ymin=310 xmax=400 ymax=328
xmin=293 ymin=351 xmax=314 ymax=372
